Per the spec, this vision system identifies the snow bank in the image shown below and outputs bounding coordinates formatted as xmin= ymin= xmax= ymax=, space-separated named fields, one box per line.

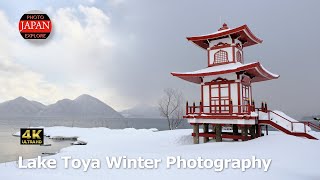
xmin=2 ymin=127 xmax=320 ymax=180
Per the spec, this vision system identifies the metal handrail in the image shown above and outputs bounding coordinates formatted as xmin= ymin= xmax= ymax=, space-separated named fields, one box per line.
xmin=257 ymin=109 xmax=313 ymax=133
xmin=305 ymin=122 xmax=320 ymax=131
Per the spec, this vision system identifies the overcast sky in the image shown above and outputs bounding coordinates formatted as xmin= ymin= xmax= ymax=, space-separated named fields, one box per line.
xmin=0 ymin=0 xmax=319 ymax=118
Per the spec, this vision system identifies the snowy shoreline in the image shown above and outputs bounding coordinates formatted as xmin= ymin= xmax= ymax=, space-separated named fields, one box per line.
xmin=1 ymin=126 xmax=320 ymax=180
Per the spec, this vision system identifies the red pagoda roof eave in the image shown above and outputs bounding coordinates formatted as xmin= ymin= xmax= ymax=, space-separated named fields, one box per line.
xmin=251 ymin=63 xmax=279 ymax=80
xmin=243 ymin=25 xmax=263 ymax=44
xmin=171 ymin=62 xmax=279 ymax=84
xmin=186 ymin=25 xmax=263 ymax=49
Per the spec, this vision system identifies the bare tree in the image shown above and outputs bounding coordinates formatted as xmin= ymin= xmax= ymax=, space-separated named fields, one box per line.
xmin=158 ymin=88 xmax=185 ymax=130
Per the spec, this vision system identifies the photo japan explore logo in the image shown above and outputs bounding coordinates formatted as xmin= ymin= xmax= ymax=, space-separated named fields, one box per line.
xmin=18 ymin=10 xmax=52 ymax=39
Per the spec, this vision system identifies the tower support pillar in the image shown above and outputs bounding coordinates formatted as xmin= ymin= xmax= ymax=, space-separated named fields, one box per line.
xmin=203 ymin=124 xmax=209 ymax=143
xmin=241 ymin=125 xmax=248 ymax=141
xmin=232 ymin=124 xmax=239 ymax=141
xmin=249 ymin=125 xmax=256 ymax=139
xmin=215 ymin=124 xmax=222 ymax=142
xmin=193 ymin=124 xmax=199 ymax=144
xmin=211 ymin=124 xmax=216 ymax=140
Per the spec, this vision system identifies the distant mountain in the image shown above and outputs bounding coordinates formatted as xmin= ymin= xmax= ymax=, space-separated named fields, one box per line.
xmin=0 ymin=97 xmax=46 ymax=116
xmin=0 ymin=94 xmax=123 ymax=118
xmin=121 ymin=104 xmax=162 ymax=118
xmin=39 ymin=94 xmax=123 ymax=118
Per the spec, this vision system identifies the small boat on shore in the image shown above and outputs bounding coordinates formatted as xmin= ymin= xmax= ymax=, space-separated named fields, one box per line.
xmin=50 ymin=136 xmax=78 ymax=141
xmin=71 ymin=141 xmax=87 ymax=145
xmin=40 ymin=144 xmax=52 ymax=146
xmin=42 ymin=152 xmax=57 ymax=155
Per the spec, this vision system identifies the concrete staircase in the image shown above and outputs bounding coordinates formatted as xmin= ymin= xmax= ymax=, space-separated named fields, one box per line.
xmin=257 ymin=110 xmax=319 ymax=140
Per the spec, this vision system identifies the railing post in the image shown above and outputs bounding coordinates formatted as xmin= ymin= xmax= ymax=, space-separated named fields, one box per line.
xmin=265 ymin=102 xmax=268 ymax=112
xmin=247 ymin=100 xmax=251 ymax=114
xmin=252 ymin=100 xmax=255 ymax=110
xmin=193 ymin=102 xmax=196 ymax=114
xmin=229 ymin=100 xmax=233 ymax=114
xmin=186 ymin=101 xmax=189 ymax=115
xmin=200 ymin=101 xmax=203 ymax=113
xmin=291 ymin=122 xmax=293 ymax=132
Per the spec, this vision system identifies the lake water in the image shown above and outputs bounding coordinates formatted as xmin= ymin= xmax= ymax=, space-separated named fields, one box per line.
xmin=0 ymin=117 xmax=191 ymax=163
xmin=0 ymin=132 xmax=74 ymax=163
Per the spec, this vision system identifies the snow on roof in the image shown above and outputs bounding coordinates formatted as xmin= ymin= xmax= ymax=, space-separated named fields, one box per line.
xmin=260 ymin=64 xmax=279 ymax=77
xmin=193 ymin=28 xmax=230 ymax=37
xmin=173 ymin=62 xmax=252 ymax=75
xmin=186 ymin=24 xmax=263 ymax=49
xmin=171 ymin=62 xmax=279 ymax=84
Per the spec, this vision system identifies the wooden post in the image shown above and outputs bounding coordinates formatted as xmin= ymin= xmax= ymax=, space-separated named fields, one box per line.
xmin=229 ymin=100 xmax=233 ymax=114
xmin=200 ymin=101 xmax=203 ymax=113
xmin=215 ymin=124 xmax=222 ymax=142
xmin=240 ymin=126 xmax=244 ymax=140
xmin=261 ymin=102 xmax=265 ymax=112
xmin=232 ymin=124 xmax=238 ymax=141
xmin=265 ymin=102 xmax=268 ymax=112
xmin=193 ymin=102 xmax=196 ymax=114
xmin=245 ymin=126 xmax=248 ymax=140
xmin=249 ymin=125 xmax=256 ymax=139
xmin=186 ymin=101 xmax=189 ymax=115
xmin=259 ymin=125 xmax=263 ymax=137
xmin=241 ymin=125 xmax=248 ymax=141
xmin=266 ymin=125 xmax=269 ymax=135
xmin=211 ymin=124 xmax=216 ymax=140
xmin=193 ymin=124 xmax=199 ymax=144
xmin=203 ymin=124 xmax=209 ymax=143
xmin=255 ymin=124 xmax=260 ymax=138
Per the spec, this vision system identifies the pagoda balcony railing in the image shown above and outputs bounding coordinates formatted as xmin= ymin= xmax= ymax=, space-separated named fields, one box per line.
xmin=185 ymin=100 xmax=262 ymax=116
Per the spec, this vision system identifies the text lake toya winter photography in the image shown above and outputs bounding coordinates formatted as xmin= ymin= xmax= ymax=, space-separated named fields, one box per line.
xmin=0 ymin=1 xmax=320 ymax=180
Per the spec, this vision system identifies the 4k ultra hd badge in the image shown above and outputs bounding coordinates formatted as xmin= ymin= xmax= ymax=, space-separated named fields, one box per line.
xmin=20 ymin=128 xmax=44 ymax=145
xmin=18 ymin=10 xmax=52 ymax=39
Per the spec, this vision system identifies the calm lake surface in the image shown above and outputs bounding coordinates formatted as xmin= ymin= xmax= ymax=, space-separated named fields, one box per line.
xmin=0 ymin=117 xmax=191 ymax=163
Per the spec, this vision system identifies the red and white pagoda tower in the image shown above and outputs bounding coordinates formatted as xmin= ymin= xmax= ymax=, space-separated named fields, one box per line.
xmin=171 ymin=23 xmax=280 ymax=143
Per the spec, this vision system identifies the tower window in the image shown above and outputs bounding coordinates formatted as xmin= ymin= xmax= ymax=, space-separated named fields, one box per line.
xmin=236 ymin=50 xmax=242 ymax=63
xmin=214 ymin=50 xmax=228 ymax=64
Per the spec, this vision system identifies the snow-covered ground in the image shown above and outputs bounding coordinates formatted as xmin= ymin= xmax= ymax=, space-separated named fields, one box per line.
xmin=1 ymin=127 xmax=320 ymax=180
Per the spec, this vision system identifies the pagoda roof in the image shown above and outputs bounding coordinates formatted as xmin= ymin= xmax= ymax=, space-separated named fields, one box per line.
xmin=171 ymin=62 xmax=279 ymax=84
xmin=186 ymin=24 xmax=263 ymax=50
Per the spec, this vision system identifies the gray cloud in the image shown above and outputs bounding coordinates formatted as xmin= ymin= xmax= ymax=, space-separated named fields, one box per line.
xmin=102 ymin=0 xmax=320 ymax=118
xmin=0 ymin=0 xmax=319 ymax=119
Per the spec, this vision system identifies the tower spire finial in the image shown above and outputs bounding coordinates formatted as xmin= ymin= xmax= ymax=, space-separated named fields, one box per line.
xmin=218 ymin=23 xmax=229 ymax=31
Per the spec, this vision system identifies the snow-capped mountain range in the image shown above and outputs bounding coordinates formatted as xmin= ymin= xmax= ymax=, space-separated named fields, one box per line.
xmin=0 ymin=94 xmax=123 ymax=118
